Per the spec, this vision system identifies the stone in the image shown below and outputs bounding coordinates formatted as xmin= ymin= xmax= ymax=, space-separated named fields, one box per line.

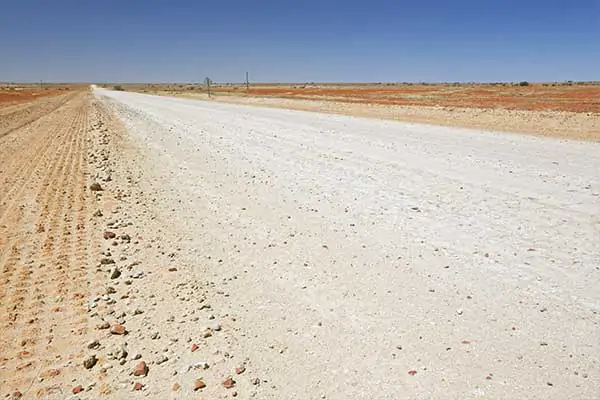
xmin=133 ymin=361 xmax=148 ymax=377
xmin=172 ymin=383 xmax=181 ymax=392
xmin=133 ymin=382 xmax=144 ymax=391
xmin=83 ymin=355 xmax=97 ymax=369
xmin=110 ymin=268 xmax=121 ymax=279
xmin=193 ymin=379 xmax=206 ymax=391
xmin=97 ymin=321 xmax=110 ymax=330
xmin=201 ymin=329 xmax=212 ymax=338
xmin=235 ymin=366 xmax=246 ymax=375
xmin=110 ymin=324 xmax=126 ymax=335
xmin=100 ymin=258 xmax=115 ymax=265
xmin=90 ymin=183 xmax=103 ymax=191
xmin=104 ymin=231 xmax=116 ymax=240
xmin=156 ymin=355 xmax=168 ymax=365
xmin=87 ymin=340 xmax=100 ymax=350
xmin=191 ymin=343 xmax=199 ymax=352
xmin=72 ymin=385 xmax=84 ymax=394
xmin=223 ymin=377 xmax=235 ymax=389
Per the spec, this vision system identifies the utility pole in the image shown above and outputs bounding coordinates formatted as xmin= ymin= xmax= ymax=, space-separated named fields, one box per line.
xmin=245 ymin=72 xmax=249 ymax=94
xmin=205 ymin=77 xmax=211 ymax=98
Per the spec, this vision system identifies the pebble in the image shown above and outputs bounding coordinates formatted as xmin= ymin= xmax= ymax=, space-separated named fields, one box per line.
xmin=97 ymin=321 xmax=110 ymax=330
xmin=189 ymin=361 xmax=209 ymax=370
xmin=133 ymin=361 xmax=148 ymax=377
xmin=235 ymin=366 xmax=246 ymax=375
xmin=110 ymin=324 xmax=126 ymax=335
xmin=191 ymin=343 xmax=199 ymax=352
xmin=223 ymin=377 xmax=236 ymax=389
xmin=87 ymin=340 xmax=100 ymax=350
xmin=104 ymin=231 xmax=116 ymax=240
xmin=193 ymin=379 xmax=206 ymax=391
xmin=151 ymin=332 xmax=160 ymax=340
xmin=100 ymin=258 xmax=115 ymax=265
xmin=83 ymin=355 xmax=97 ymax=369
xmin=201 ymin=329 xmax=212 ymax=338
xmin=72 ymin=385 xmax=84 ymax=394
xmin=156 ymin=355 xmax=169 ymax=365
xmin=110 ymin=268 xmax=121 ymax=279
xmin=211 ymin=322 xmax=222 ymax=331
xmin=90 ymin=183 xmax=103 ymax=191
xmin=172 ymin=383 xmax=181 ymax=392
xmin=133 ymin=382 xmax=144 ymax=391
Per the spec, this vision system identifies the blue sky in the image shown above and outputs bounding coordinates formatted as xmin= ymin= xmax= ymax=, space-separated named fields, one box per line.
xmin=0 ymin=0 xmax=598 ymax=82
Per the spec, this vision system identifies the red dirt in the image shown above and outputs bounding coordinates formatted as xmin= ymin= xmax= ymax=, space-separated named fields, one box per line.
xmin=210 ymin=84 xmax=600 ymax=113
xmin=0 ymin=89 xmax=69 ymax=107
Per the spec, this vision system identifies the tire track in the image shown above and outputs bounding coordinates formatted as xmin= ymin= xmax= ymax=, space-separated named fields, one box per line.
xmin=0 ymin=91 xmax=99 ymax=398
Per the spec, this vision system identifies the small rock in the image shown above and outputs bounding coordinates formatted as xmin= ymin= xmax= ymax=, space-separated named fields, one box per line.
xmin=235 ymin=366 xmax=245 ymax=375
xmin=201 ymin=329 xmax=212 ymax=338
xmin=87 ymin=340 xmax=100 ymax=349
xmin=100 ymin=258 xmax=115 ymax=265
xmin=104 ymin=231 xmax=116 ymax=240
xmin=110 ymin=268 xmax=121 ymax=279
xmin=156 ymin=355 xmax=168 ymax=365
xmin=133 ymin=382 xmax=144 ymax=391
xmin=223 ymin=377 xmax=235 ymax=389
xmin=97 ymin=321 xmax=110 ymax=330
xmin=83 ymin=355 xmax=97 ymax=369
xmin=110 ymin=324 xmax=126 ymax=335
xmin=191 ymin=343 xmax=199 ymax=352
xmin=90 ymin=183 xmax=103 ymax=191
xmin=133 ymin=361 xmax=148 ymax=377
xmin=151 ymin=332 xmax=160 ymax=340
xmin=193 ymin=379 xmax=206 ymax=391
xmin=172 ymin=383 xmax=181 ymax=392
xmin=211 ymin=323 xmax=222 ymax=331
xmin=408 ymin=370 xmax=417 ymax=376
xmin=189 ymin=362 xmax=209 ymax=370
xmin=252 ymin=377 xmax=260 ymax=385
xmin=11 ymin=391 xmax=22 ymax=399
xmin=93 ymin=210 xmax=103 ymax=217
xmin=72 ymin=385 xmax=84 ymax=394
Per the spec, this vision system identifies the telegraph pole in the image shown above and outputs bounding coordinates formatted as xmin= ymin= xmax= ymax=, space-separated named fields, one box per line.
xmin=245 ymin=72 xmax=249 ymax=94
xmin=205 ymin=77 xmax=211 ymax=98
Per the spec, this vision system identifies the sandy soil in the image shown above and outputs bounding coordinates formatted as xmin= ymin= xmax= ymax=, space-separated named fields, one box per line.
xmin=94 ymin=89 xmax=600 ymax=399
xmin=1 ymin=87 xmax=599 ymax=399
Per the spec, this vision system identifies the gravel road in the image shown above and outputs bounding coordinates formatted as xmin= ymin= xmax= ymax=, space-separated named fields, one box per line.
xmin=96 ymin=89 xmax=600 ymax=399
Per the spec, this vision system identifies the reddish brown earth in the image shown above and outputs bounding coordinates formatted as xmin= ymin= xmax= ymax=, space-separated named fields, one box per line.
xmin=213 ymin=84 xmax=600 ymax=113
xmin=0 ymin=87 xmax=72 ymax=108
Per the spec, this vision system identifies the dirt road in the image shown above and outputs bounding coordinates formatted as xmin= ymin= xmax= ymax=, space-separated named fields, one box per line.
xmin=1 ymin=88 xmax=599 ymax=399
xmin=94 ymin=89 xmax=600 ymax=399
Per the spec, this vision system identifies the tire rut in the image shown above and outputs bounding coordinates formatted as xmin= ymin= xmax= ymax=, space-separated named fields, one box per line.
xmin=0 ymin=91 xmax=99 ymax=398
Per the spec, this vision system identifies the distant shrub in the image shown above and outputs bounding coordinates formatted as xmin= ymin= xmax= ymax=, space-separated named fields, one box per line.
xmin=113 ymin=85 xmax=125 ymax=91
xmin=518 ymin=81 xmax=530 ymax=86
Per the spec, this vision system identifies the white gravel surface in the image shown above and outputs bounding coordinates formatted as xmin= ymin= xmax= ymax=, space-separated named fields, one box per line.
xmin=96 ymin=89 xmax=600 ymax=400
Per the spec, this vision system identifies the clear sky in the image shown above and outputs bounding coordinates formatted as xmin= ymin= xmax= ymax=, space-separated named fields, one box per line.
xmin=0 ymin=0 xmax=598 ymax=83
